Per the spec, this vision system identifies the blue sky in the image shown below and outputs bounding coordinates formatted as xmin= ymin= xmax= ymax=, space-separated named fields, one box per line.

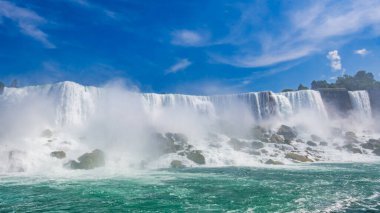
xmin=1 ymin=0 xmax=380 ymax=94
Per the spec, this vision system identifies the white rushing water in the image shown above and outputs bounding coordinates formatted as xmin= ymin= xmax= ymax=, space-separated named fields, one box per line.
xmin=0 ymin=81 xmax=378 ymax=173
xmin=349 ymin=90 xmax=372 ymax=118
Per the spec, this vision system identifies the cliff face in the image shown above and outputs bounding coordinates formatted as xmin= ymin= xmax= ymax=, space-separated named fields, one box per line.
xmin=368 ymin=89 xmax=380 ymax=117
xmin=318 ymin=88 xmax=353 ymax=117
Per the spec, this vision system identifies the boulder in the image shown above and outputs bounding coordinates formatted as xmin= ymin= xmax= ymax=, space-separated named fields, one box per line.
xmin=361 ymin=139 xmax=380 ymax=150
xmin=270 ymin=134 xmax=285 ymax=143
xmin=228 ymin=138 xmax=248 ymax=150
xmin=277 ymin=125 xmax=297 ymax=141
xmin=170 ymin=160 xmax=185 ymax=168
xmin=8 ymin=150 xmax=26 ymax=172
xmin=311 ymin=134 xmax=322 ymax=142
xmin=343 ymin=144 xmax=362 ymax=154
xmin=285 ymin=153 xmax=313 ymax=162
xmin=250 ymin=150 xmax=261 ymax=156
xmin=251 ymin=126 xmax=268 ymax=141
xmin=251 ymin=141 xmax=264 ymax=149
xmin=265 ymin=159 xmax=284 ymax=165
xmin=344 ymin=131 xmax=359 ymax=143
xmin=179 ymin=150 xmax=205 ymax=165
xmin=307 ymin=141 xmax=318 ymax=147
xmin=41 ymin=129 xmax=53 ymax=138
xmin=372 ymin=148 xmax=380 ymax=156
xmin=50 ymin=151 xmax=66 ymax=159
xmin=65 ymin=149 xmax=105 ymax=170
xmin=153 ymin=132 xmax=189 ymax=154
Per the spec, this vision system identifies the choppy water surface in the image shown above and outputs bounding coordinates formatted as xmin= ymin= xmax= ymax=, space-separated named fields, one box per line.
xmin=0 ymin=163 xmax=379 ymax=212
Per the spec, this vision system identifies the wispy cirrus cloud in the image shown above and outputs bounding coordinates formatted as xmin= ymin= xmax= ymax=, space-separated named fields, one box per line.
xmin=166 ymin=59 xmax=192 ymax=74
xmin=194 ymin=0 xmax=380 ymax=68
xmin=69 ymin=0 xmax=119 ymax=19
xmin=0 ymin=0 xmax=55 ymax=48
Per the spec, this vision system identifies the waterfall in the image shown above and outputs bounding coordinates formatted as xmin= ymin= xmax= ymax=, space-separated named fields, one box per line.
xmin=0 ymin=82 xmax=335 ymax=126
xmin=348 ymin=90 xmax=372 ymax=117
xmin=282 ymin=90 xmax=328 ymax=118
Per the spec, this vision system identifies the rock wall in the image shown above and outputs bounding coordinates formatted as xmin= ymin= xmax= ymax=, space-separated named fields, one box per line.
xmin=368 ymin=89 xmax=380 ymax=117
xmin=318 ymin=88 xmax=353 ymax=117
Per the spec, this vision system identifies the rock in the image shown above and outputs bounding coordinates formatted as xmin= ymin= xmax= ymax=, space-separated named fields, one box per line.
xmin=275 ymin=144 xmax=294 ymax=152
xmin=50 ymin=151 xmax=66 ymax=159
xmin=180 ymin=150 xmax=205 ymax=165
xmin=251 ymin=126 xmax=268 ymax=140
xmin=277 ymin=125 xmax=297 ymax=141
xmin=311 ymin=134 xmax=322 ymax=142
xmin=153 ymin=132 xmax=189 ymax=154
xmin=228 ymin=138 xmax=247 ymax=150
xmin=251 ymin=141 xmax=264 ymax=149
xmin=65 ymin=149 xmax=105 ymax=170
xmin=41 ymin=129 xmax=53 ymax=138
xmin=330 ymin=127 xmax=343 ymax=136
xmin=8 ymin=150 xmax=26 ymax=172
xmin=307 ymin=141 xmax=318 ymax=146
xmin=320 ymin=141 xmax=328 ymax=146
xmin=285 ymin=153 xmax=313 ymax=162
xmin=250 ymin=150 xmax=261 ymax=156
xmin=343 ymin=144 xmax=362 ymax=154
xmin=373 ymin=148 xmax=380 ymax=156
xmin=344 ymin=131 xmax=359 ymax=143
xmin=265 ymin=159 xmax=284 ymax=165
xmin=362 ymin=139 xmax=380 ymax=150
xmin=361 ymin=142 xmax=374 ymax=150
xmin=270 ymin=134 xmax=285 ymax=143
xmin=170 ymin=160 xmax=185 ymax=168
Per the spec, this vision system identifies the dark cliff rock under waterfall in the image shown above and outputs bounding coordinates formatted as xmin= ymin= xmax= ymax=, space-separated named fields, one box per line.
xmin=318 ymin=88 xmax=353 ymax=117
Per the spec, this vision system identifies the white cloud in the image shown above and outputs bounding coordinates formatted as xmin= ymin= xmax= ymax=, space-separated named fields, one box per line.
xmin=210 ymin=1 xmax=380 ymax=67
xmin=326 ymin=50 xmax=342 ymax=71
xmin=0 ymin=0 xmax=54 ymax=48
xmin=166 ymin=59 xmax=192 ymax=74
xmin=171 ymin=30 xmax=207 ymax=46
xmin=354 ymin=48 xmax=369 ymax=56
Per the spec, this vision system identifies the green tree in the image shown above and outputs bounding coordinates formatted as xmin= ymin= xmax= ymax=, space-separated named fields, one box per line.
xmin=282 ymin=89 xmax=294 ymax=92
xmin=297 ymin=84 xmax=309 ymax=90
xmin=311 ymin=80 xmax=333 ymax=90
xmin=0 ymin=81 xmax=4 ymax=94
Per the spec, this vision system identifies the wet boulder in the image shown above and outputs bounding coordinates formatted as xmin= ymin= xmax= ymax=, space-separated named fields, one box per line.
xmin=361 ymin=139 xmax=380 ymax=150
xmin=50 ymin=151 xmax=66 ymax=159
xmin=152 ymin=132 xmax=189 ymax=154
xmin=170 ymin=160 xmax=185 ymax=168
xmin=285 ymin=153 xmax=313 ymax=162
xmin=265 ymin=159 xmax=284 ymax=165
xmin=344 ymin=131 xmax=359 ymax=143
xmin=277 ymin=125 xmax=297 ymax=141
xmin=251 ymin=126 xmax=268 ymax=141
xmin=270 ymin=134 xmax=285 ymax=143
xmin=251 ymin=141 xmax=264 ymax=149
xmin=65 ymin=149 xmax=105 ymax=170
xmin=179 ymin=150 xmax=205 ymax=165
xmin=41 ymin=129 xmax=53 ymax=138
xmin=372 ymin=148 xmax=380 ymax=156
xmin=228 ymin=138 xmax=248 ymax=151
xmin=311 ymin=134 xmax=322 ymax=142
xmin=342 ymin=144 xmax=362 ymax=154
xmin=307 ymin=141 xmax=318 ymax=147
xmin=8 ymin=150 xmax=26 ymax=172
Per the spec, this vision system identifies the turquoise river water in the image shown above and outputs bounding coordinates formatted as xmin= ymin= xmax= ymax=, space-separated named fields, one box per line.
xmin=0 ymin=163 xmax=379 ymax=212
